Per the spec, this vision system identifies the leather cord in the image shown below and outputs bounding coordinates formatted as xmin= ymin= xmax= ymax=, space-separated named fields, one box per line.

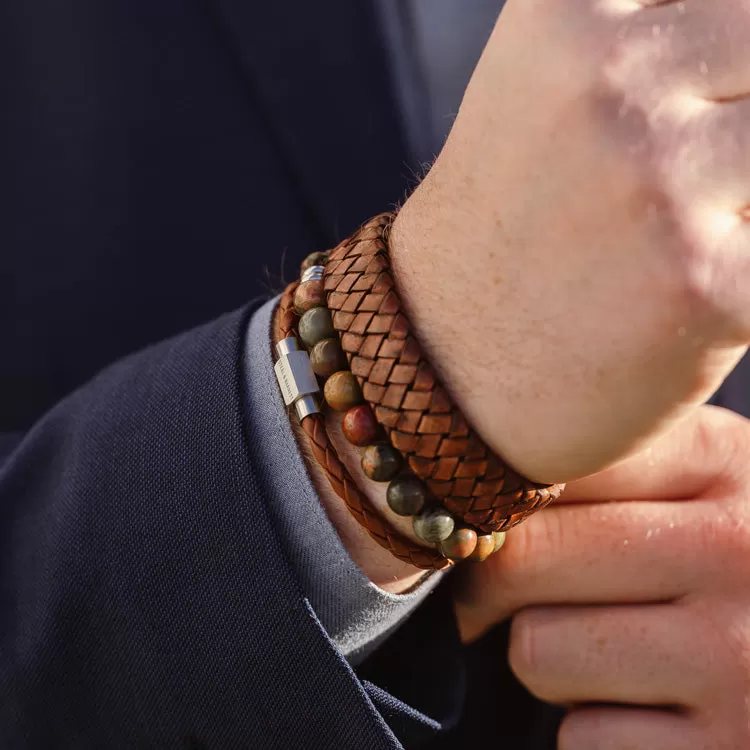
xmin=273 ymin=281 xmax=452 ymax=571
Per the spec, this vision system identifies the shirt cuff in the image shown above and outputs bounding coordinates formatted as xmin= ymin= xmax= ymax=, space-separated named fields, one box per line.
xmin=242 ymin=297 xmax=445 ymax=664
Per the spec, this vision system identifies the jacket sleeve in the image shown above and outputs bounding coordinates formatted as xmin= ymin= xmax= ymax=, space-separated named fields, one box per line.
xmin=0 ymin=304 xmax=465 ymax=750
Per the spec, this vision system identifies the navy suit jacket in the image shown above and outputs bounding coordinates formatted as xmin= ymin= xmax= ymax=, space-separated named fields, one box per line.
xmin=8 ymin=0 xmax=730 ymax=747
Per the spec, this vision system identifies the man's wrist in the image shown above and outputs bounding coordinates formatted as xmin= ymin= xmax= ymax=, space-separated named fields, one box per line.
xmin=388 ymin=174 xmax=541 ymax=476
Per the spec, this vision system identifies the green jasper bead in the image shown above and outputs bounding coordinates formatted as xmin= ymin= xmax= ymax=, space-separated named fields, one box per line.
xmin=300 ymin=251 xmax=330 ymax=274
xmin=413 ymin=508 xmax=455 ymax=544
xmin=323 ymin=371 xmax=362 ymax=412
xmin=293 ymin=279 xmax=326 ymax=315
xmin=439 ymin=527 xmax=478 ymax=562
xmin=310 ymin=338 xmax=347 ymax=378
xmin=361 ymin=444 xmax=402 ymax=483
xmin=386 ymin=477 xmax=426 ymax=517
xmin=299 ymin=307 xmax=336 ymax=348
xmin=469 ymin=534 xmax=496 ymax=562
xmin=492 ymin=531 xmax=507 ymax=553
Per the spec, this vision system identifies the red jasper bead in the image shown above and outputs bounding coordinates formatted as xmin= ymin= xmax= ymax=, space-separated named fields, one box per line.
xmin=342 ymin=404 xmax=380 ymax=446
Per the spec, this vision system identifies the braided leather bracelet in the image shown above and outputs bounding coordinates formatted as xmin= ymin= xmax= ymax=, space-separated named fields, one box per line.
xmin=323 ymin=214 xmax=565 ymax=533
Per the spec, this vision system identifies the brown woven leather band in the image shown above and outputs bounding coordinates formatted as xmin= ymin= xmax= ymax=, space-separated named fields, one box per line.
xmin=273 ymin=282 xmax=452 ymax=571
xmin=324 ymin=214 xmax=564 ymax=534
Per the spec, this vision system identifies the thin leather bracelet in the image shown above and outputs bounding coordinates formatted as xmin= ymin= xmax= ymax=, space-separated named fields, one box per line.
xmin=324 ymin=214 xmax=565 ymax=534
xmin=273 ymin=282 xmax=452 ymax=571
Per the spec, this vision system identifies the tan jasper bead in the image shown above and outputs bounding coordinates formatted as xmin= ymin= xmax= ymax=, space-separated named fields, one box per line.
xmin=469 ymin=534 xmax=496 ymax=562
xmin=293 ymin=279 xmax=326 ymax=315
xmin=323 ymin=371 xmax=363 ymax=412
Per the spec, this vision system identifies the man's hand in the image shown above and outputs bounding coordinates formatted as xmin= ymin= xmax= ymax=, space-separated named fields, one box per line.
xmin=454 ymin=406 xmax=750 ymax=749
xmin=392 ymin=0 xmax=750 ymax=482
xmin=307 ymin=0 xmax=750 ymax=590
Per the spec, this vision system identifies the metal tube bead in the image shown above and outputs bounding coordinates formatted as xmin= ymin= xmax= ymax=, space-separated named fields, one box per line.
xmin=301 ymin=265 xmax=325 ymax=283
xmin=276 ymin=337 xmax=301 ymax=357
xmin=274 ymin=340 xmax=320 ymax=408
xmin=295 ymin=395 xmax=321 ymax=420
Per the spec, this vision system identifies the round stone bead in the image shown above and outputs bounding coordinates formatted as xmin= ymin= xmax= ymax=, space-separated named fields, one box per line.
xmin=492 ymin=531 xmax=507 ymax=553
xmin=299 ymin=307 xmax=335 ymax=348
xmin=323 ymin=371 xmax=362 ymax=412
xmin=310 ymin=338 xmax=347 ymax=379
xmin=342 ymin=405 xmax=380 ymax=447
xmin=300 ymin=251 xmax=330 ymax=275
xmin=386 ymin=477 xmax=426 ymax=517
xmin=439 ymin=527 xmax=478 ymax=562
xmin=469 ymin=533 xmax=496 ymax=562
xmin=413 ymin=508 xmax=455 ymax=544
xmin=361 ymin=444 xmax=402 ymax=483
xmin=293 ymin=279 xmax=326 ymax=315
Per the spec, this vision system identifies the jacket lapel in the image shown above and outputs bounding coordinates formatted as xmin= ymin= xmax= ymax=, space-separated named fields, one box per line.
xmin=203 ymin=0 xmax=412 ymax=246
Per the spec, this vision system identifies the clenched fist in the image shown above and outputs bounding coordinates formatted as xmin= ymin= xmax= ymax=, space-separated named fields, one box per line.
xmin=391 ymin=0 xmax=750 ymax=482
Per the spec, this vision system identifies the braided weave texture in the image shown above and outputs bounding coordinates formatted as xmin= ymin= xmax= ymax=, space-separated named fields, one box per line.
xmin=324 ymin=214 xmax=564 ymax=534
xmin=274 ymin=282 xmax=452 ymax=571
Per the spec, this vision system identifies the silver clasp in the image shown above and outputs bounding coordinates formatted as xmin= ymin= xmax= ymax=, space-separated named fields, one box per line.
xmin=274 ymin=337 xmax=321 ymax=420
